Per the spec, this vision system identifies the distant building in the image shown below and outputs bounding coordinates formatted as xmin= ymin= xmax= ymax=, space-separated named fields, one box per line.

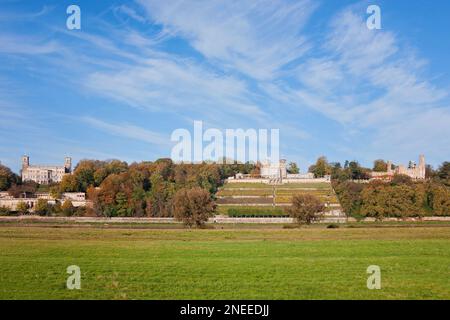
xmin=21 ymin=155 xmax=72 ymax=184
xmin=226 ymin=159 xmax=329 ymax=185
xmin=287 ymin=172 xmax=315 ymax=179
xmin=0 ymin=191 xmax=88 ymax=212
xmin=260 ymin=159 xmax=287 ymax=179
xmin=371 ymin=155 xmax=426 ymax=181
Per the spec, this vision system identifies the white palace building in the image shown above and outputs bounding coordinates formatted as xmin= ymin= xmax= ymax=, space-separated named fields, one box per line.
xmin=21 ymin=155 xmax=72 ymax=184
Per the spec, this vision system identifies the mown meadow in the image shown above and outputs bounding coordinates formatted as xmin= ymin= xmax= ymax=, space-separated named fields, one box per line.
xmin=0 ymin=223 xmax=449 ymax=299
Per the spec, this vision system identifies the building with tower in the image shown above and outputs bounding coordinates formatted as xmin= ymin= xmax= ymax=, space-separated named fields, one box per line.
xmin=260 ymin=159 xmax=287 ymax=179
xmin=21 ymin=155 xmax=72 ymax=184
xmin=371 ymin=155 xmax=426 ymax=180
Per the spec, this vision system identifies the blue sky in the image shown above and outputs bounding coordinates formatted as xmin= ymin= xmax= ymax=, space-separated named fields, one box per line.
xmin=0 ymin=0 xmax=449 ymax=173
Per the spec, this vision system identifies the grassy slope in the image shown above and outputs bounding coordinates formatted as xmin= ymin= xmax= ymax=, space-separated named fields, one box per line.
xmin=0 ymin=225 xmax=449 ymax=299
xmin=216 ymin=182 xmax=341 ymax=214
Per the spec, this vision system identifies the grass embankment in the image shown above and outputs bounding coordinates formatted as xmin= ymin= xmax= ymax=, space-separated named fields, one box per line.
xmin=216 ymin=182 xmax=341 ymax=215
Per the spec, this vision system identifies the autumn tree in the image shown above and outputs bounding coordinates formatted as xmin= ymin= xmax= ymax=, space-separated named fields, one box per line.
xmin=62 ymin=199 xmax=75 ymax=216
xmin=8 ymin=182 xmax=37 ymax=198
xmin=172 ymin=187 xmax=215 ymax=227
xmin=287 ymin=194 xmax=325 ymax=225
xmin=59 ymin=174 xmax=79 ymax=192
xmin=146 ymin=173 xmax=175 ymax=217
xmin=16 ymin=201 xmax=28 ymax=215
xmin=360 ymin=182 xmax=426 ymax=219
xmin=333 ymin=181 xmax=364 ymax=217
xmin=34 ymin=199 xmax=49 ymax=216
xmin=427 ymin=182 xmax=450 ymax=216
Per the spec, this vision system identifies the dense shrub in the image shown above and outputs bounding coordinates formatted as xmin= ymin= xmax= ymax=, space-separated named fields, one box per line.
xmin=16 ymin=201 xmax=28 ymax=215
xmin=34 ymin=199 xmax=50 ymax=216
xmin=61 ymin=200 xmax=75 ymax=216
xmin=216 ymin=197 xmax=273 ymax=204
xmin=0 ymin=206 xmax=11 ymax=216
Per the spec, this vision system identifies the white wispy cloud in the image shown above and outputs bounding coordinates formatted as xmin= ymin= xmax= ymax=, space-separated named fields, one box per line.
xmin=0 ymin=5 xmax=53 ymax=22
xmin=82 ymin=116 xmax=170 ymax=147
xmin=114 ymin=5 xmax=147 ymax=23
xmin=0 ymin=33 xmax=61 ymax=55
xmin=84 ymin=56 xmax=270 ymax=126
xmin=137 ymin=0 xmax=317 ymax=80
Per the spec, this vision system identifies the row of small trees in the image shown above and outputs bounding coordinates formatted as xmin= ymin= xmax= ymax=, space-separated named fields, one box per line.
xmin=0 ymin=199 xmax=84 ymax=217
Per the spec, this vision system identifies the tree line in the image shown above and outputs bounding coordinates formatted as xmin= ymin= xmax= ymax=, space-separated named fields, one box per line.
xmin=0 ymin=159 xmax=254 ymax=223
xmin=331 ymin=160 xmax=450 ymax=218
xmin=1 ymin=157 xmax=449 ymax=221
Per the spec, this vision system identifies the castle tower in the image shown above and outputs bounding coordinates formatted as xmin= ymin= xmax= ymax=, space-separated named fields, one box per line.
xmin=279 ymin=159 xmax=287 ymax=179
xmin=418 ymin=154 xmax=426 ymax=179
xmin=64 ymin=157 xmax=72 ymax=173
xmin=387 ymin=160 xmax=392 ymax=174
xmin=22 ymin=155 xmax=30 ymax=169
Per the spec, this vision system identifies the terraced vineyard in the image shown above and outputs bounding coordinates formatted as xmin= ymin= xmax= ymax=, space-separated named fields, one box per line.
xmin=216 ymin=182 xmax=342 ymax=217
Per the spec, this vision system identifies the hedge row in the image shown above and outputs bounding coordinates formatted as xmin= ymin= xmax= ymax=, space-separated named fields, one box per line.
xmin=216 ymin=197 xmax=273 ymax=204
xmin=227 ymin=207 xmax=288 ymax=217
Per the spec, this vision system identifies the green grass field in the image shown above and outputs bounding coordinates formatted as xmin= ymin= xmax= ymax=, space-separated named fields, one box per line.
xmin=0 ymin=223 xmax=449 ymax=300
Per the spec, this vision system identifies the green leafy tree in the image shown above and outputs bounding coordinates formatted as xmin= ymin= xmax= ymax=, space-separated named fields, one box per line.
xmin=373 ymin=159 xmax=388 ymax=172
xmin=346 ymin=161 xmax=370 ymax=180
xmin=0 ymin=206 xmax=10 ymax=216
xmin=287 ymin=162 xmax=300 ymax=174
xmin=308 ymin=156 xmax=331 ymax=178
xmin=116 ymin=192 xmax=132 ymax=217
xmin=436 ymin=162 xmax=450 ymax=186
xmin=0 ymin=164 xmax=19 ymax=191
